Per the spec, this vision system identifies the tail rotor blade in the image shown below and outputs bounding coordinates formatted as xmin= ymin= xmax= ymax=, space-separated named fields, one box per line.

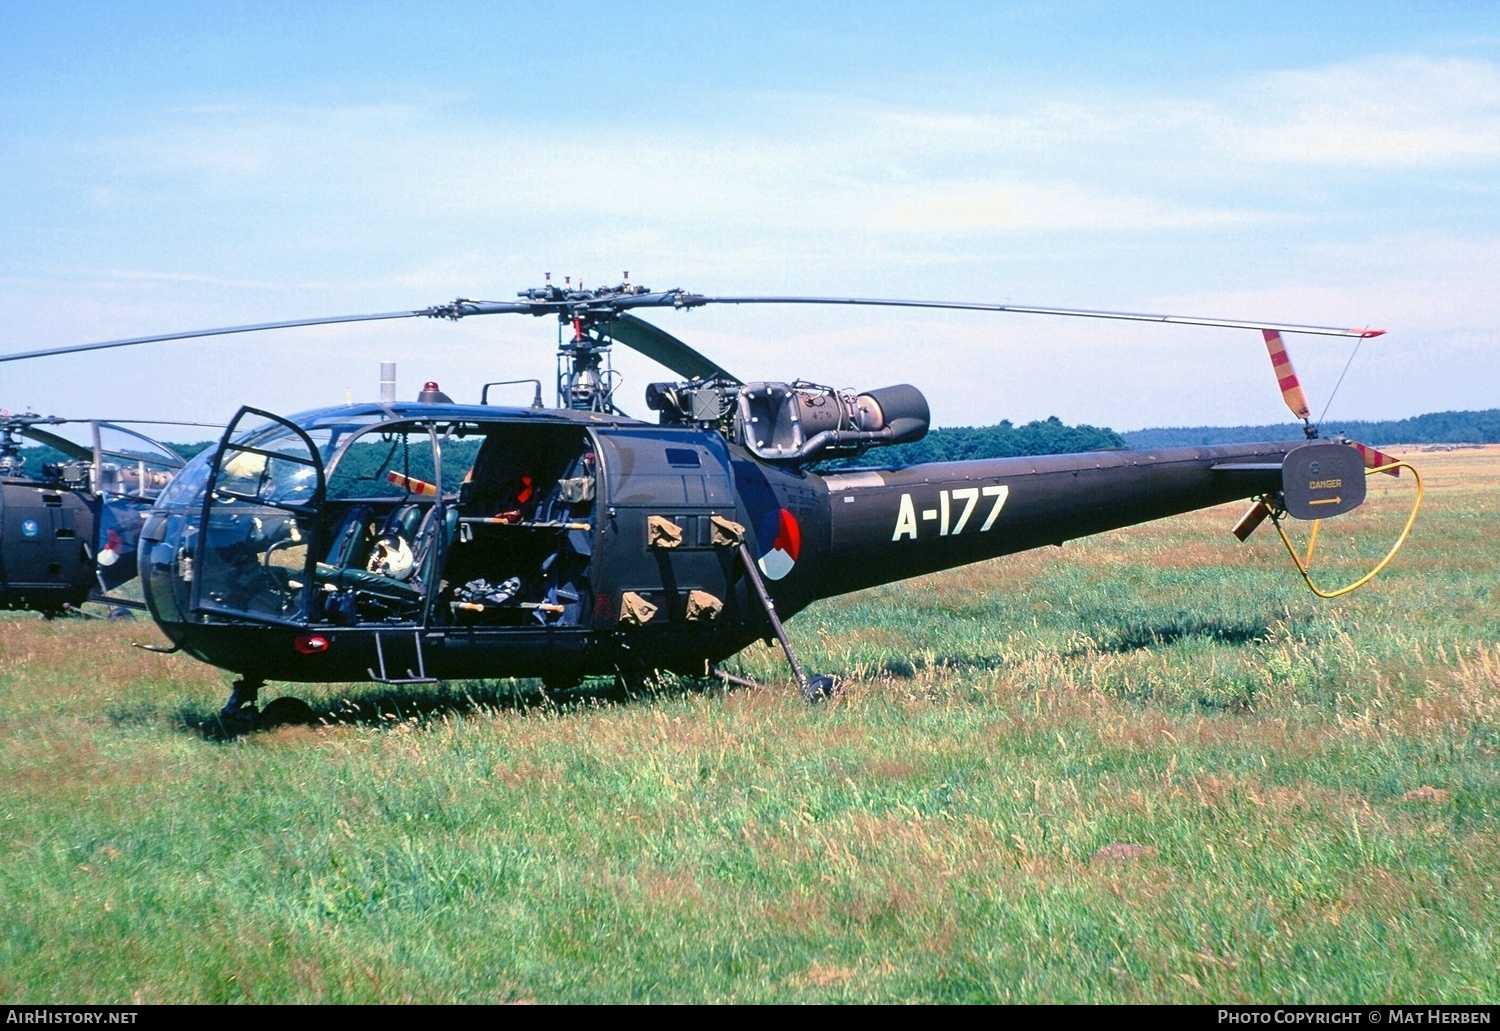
xmin=1262 ymin=329 xmax=1312 ymax=421
xmin=1231 ymin=499 xmax=1273 ymax=542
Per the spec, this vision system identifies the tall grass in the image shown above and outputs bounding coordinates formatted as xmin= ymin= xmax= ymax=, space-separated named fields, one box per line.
xmin=0 ymin=447 xmax=1495 ymax=1002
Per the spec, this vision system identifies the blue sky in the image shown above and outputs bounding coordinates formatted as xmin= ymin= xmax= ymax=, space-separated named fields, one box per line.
xmin=2 ymin=2 xmax=1498 ymax=433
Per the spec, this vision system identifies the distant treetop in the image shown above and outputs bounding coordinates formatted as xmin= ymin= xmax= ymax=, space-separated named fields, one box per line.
xmin=827 ymin=416 xmax=1126 ymax=469
xmin=1122 ymin=409 xmax=1500 ymax=449
xmin=823 ymin=407 xmax=1499 ymax=471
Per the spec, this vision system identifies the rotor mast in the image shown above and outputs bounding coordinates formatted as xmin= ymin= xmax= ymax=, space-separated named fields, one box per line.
xmin=0 ymin=417 xmax=32 ymax=474
xmin=0 ymin=412 xmax=57 ymax=476
xmin=546 ymin=274 xmax=631 ymax=413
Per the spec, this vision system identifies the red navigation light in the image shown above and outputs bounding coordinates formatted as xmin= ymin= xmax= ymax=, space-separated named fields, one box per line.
xmin=424 ymin=381 xmax=440 ymax=391
xmin=294 ymin=634 xmax=331 ymax=655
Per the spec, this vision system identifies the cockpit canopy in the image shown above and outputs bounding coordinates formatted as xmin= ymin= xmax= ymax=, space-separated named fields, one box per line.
xmin=142 ymin=403 xmax=611 ymax=633
xmin=161 ymin=402 xmax=600 ymax=505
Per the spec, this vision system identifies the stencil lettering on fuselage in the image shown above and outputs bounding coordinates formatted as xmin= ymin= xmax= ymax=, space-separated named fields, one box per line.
xmin=891 ymin=485 xmax=1008 ymax=541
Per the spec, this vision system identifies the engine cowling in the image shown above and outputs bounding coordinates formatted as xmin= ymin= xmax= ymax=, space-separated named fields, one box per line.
xmin=646 ymin=379 xmax=929 ymax=462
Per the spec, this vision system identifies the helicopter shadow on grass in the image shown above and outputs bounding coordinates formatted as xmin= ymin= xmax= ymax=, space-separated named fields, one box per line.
xmin=115 ymin=618 xmax=1281 ymax=738
xmin=1063 ymin=617 xmax=1273 ymax=657
xmin=877 ymin=653 xmax=1006 ymax=679
xmin=871 ymin=617 xmax=1272 ymax=680
xmin=172 ymin=675 xmax=723 ymax=742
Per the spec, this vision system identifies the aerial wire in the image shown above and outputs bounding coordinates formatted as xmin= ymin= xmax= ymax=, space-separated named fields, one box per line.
xmin=1317 ymin=336 xmax=1365 ymax=425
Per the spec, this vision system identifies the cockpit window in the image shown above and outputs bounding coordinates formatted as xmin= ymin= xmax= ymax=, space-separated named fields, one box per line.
xmin=326 ymin=422 xmax=441 ymax=500
xmin=156 ymin=448 xmax=214 ymax=507
xmin=437 ymin=423 xmax=486 ymax=488
xmin=95 ymin=423 xmax=185 ymax=468
xmin=215 ymin=448 xmax=321 ymax=506
xmin=228 ymin=413 xmax=386 ymax=466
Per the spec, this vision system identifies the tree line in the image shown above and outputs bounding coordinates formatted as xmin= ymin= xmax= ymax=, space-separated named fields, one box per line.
xmin=13 ymin=407 xmax=1493 ymax=480
xmin=826 ymin=416 xmax=1126 ymax=468
xmin=1121 ymin=409 xmax=1500 ymax=449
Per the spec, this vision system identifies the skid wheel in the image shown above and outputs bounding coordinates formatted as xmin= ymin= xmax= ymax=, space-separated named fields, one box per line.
xmin=219 ymin=677 xmax=263 ymax=728
xmin=538 ymin=676 xmax=584 ymax=706
xmin=106 ymin=606 xmax=135 ymax=621
xmin=608 ymin=671 xmax=657 ymax=702
xmin=260 ymin=696 xmax=317 ymax=727
xmin=800 ymin=674 xmax=841 ymax=703
xmin=542 ymin=676 xmax=581 ymax=696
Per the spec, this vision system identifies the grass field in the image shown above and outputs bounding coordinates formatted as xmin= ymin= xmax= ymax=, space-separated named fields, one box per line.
xmin=2 ymin=447 xmax=1496 ymax=1003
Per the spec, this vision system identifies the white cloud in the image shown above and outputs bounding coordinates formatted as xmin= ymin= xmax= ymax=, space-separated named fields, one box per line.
xmin=1217 ymin=57 xmax=1500 ymax=167
xmin=871 ymin=178 xmax=1253 ymax=233
xmin=8 ymin=55 xmax=1500 ymax=426
xmin=848 ymin=57 xmax=1500 ymax=172
xmin=82 ymin=95 xmax=1261 ymax=243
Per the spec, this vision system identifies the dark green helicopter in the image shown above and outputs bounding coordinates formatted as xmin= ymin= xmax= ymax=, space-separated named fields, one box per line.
xmin=0 ymin=277 xmax=1416 ymax=723
xmin=0 ymin=411 xmax=220 ymax=616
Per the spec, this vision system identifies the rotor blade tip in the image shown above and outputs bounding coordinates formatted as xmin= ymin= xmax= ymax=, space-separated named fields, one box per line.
xmin=1359 ymin=328 xmax=1387 ymax=338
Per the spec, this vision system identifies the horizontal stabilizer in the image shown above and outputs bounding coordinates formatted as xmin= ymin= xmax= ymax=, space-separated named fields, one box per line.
xmin=1212 ymin=462 xmax=1284 ymax=472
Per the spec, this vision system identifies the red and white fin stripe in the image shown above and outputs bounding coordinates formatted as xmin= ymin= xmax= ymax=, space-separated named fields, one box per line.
xmin=1352 ymin=441 xmax=1401 ymax=477
xmin=1261 ymin=329 xmax=1311 ymax=421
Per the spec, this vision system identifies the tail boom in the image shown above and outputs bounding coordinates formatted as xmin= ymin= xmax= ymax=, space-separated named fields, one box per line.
xmin=815 ymin=442 xmax=1301 ymax=597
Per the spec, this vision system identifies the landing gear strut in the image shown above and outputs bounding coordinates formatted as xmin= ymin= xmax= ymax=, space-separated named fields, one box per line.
xmin=736 ymin=544 xmax=839 ymax=702
xmin=218 ymin=678 xmax=316 ymax=728
xmin=220 ymin=676 xmax=263 ymax=725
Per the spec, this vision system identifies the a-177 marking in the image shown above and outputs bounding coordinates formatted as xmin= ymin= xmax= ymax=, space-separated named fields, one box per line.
xmin=892 ymin=485 xmax=1008 ymax=541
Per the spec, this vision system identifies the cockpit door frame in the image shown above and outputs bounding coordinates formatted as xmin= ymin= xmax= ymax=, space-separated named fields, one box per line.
xmin=417 ymin=419 xmax=448 ymax=627
xmin=319 ymin=416 xmax=452 ymax=627
xmin=191 ymin=406 xmax=327 ymax=627
xmin=90 ymin=421 xmax=189 ymax=502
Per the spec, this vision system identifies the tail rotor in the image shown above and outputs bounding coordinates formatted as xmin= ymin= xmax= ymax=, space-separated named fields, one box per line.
xmin=1261 ymin=329 xmax=1315 ymax=437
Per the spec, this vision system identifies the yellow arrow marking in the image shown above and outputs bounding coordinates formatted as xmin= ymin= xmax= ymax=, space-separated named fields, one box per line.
xmin=1308 ymin=497 xmax=1342 ymax=506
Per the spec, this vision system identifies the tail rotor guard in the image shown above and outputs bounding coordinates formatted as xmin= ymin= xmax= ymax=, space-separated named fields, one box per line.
xmin=1232 ymin=443 xmax=1424 ymax=599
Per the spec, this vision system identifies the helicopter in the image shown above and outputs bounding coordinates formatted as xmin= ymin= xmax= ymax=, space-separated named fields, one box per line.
xmin=0 ymin=276 xmax=1419 ymax=724
xmin=0 ymin=411 xmax=221 ymax=616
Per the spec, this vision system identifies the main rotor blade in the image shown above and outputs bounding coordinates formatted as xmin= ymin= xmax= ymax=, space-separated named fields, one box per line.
xmin=609 ymin=313 xmax=740 ymax=384
xmin=18 ymin=427 xmax=92 ymax=461
xmin=701 ymin=296 xmax=1385 ymax=339
xmin=0 ymin=310 xmax=426 ymax=364
xmin=92 ymin=420 xmax=226 ymax=429
xmin=26 ymin=418 xmax=226 ymax=428
xmin=0 ymin=283 xmax=1384 ymax=370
